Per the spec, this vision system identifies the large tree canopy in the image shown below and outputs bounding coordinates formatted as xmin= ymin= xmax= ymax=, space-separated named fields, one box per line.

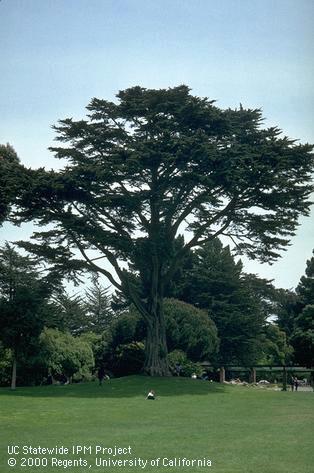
xmin=10 ymin=85 xmax=314 ymax=375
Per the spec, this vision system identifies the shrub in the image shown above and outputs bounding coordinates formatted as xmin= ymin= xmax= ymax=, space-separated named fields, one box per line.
xmin=168 ymin=350 xmax=203 ymax=377
xmin=39 ymin=328 xmax=94 ymax=382
xmin=111 ymin=342 xmax=145 ymax=377
xmin=0 ymin=344 xmax=11 ymax=386
xmin=164 ymin=299 xmax=219 ymax=361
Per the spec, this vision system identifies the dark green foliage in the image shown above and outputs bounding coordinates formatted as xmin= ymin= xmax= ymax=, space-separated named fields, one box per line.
xmin=39 ymin=328 xmax=94 ymax=381
xmin=111 ymin=342 xmax=145 ymax=377
xmin=79 ymin=332 xmax=103 ymax=369
xmin=242 ymin=273 xmax=278 ymax=321
xmin=8 ymin=86 xmax=314 ymax=375
xmin=259 ymin=323 xmax=293 ymax=365
xmin=168 ymin=239 xmax=265 ymax=365
xmin=276 ymin=251 xmax=314 ymax=367
xmin=84 ymin=275 xmax=114 ymax=332
xmin=276 ymin=289 xmax=300 ymax=338
xmin=50 ymin=277 xmax=114 ymax=335
xmin=94 ymin=311 xmax=146 ymax=376
xmin=0 ymin=144 xmax=20 ymax=225
xmin=52 ymin=292 xmax=88 ymax=335
xmin=102 ymin=298 xmax=218 ymax=375
xmin=290 ymin=305 xmax=314 ymax=367
xmin=164 ymin=298 xmax=219 ymax=361
xmin=296 ymin=251 xmax=314 ymax=306
xmin=167 ymin=350 xmax=203 ymax=377
xmin=102 ymin=310 xmax=146 ymax=355
xmin=0 ymin=243 xmax=62 ymax=387
xmin=0 ymin=343 xmax=11 ymax=386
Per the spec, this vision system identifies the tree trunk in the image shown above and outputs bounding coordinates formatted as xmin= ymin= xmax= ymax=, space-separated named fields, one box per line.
xmin=143 ymin=296 xmax=171 ymax=376
xmin=11 ymin=350 xmax=17 ymax=390
xmin=282 ymin=366 xmax=287 ymax=392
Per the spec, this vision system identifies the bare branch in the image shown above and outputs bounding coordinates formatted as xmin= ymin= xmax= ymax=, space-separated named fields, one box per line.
xmin=163 ymin=196 xmax=238 ymax=285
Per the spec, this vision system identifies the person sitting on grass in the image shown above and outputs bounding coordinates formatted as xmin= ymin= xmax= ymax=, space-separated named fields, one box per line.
xmin=146 ymin=389 xmax=156 ymax=400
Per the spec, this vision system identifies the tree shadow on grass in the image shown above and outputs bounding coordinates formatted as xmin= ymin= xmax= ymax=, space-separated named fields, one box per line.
xmin=0 ymin=376 xmax=227 ymax=399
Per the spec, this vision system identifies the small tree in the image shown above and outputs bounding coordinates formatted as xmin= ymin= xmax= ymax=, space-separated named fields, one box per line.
xmin=11 ymin=86 xmax=314 ymax=375
xmin=84 ymin=275 xmax=114 ymax=332
xmin=53 ymin=292 xmax=88 ymax=335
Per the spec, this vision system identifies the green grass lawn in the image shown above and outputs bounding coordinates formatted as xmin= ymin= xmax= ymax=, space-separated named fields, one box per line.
xmin=0 ymin=376 xmax=313 ymax=473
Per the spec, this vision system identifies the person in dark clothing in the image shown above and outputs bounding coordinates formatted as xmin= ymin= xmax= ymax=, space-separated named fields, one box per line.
xmin=98 ymin=366 xmax=105 ymax=386
xmin=175 ymin=363 xmax=182 ymax=376
xmin=294 ymin=377 xmax=299 ymax=391
xmin=47 ymin=374 xmax=53 ymax=385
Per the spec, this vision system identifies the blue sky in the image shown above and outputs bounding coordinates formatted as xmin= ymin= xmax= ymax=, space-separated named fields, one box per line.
xmin=0 ymin=0 xmax=313 ymax=289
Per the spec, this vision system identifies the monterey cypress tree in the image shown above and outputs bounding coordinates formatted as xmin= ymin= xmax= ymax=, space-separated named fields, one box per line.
xmin=8 ymin=85 xmax=314 ymax=375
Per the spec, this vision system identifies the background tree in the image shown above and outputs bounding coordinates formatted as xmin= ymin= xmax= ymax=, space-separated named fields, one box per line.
xmin=276 ymin=251 xmax=314 ymax=367
xmin=169 ymin=239 xmax=266 ymax=365
xmin=0 ymin=342 xmax=11 ymax=387
xmin=0 ymin=144 xmax=20 ymax=225
xmin=275 ymin=289 xmax=299 ymax=338
xmin=259 ymin=323 xmax=293 ymax=366
xmin=291 ymin=251 xmax=314 ymax=366
xmin=242 ymin=273 xmax=278 ymax=321
xmin=12 ymin=86 xmax=314 ymax=375
xmin=290 ymin=305 xmax=314 ymax=367
xmin=296 ymin=250 xmax=314 ymax=307
xmin=0 ymin=243 xmax=60 ymax=388
xmin=84 ymin=275 xmax=114 ymax=332
xmin=52 ymin=292 xmax=88 ymax=335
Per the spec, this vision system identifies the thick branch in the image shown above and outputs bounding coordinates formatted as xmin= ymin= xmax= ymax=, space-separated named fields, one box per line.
xmin=185 ymin=196 xmax=238 ymax=250
xmin=117 ymin=181 xmax=150 ymax=230
xmin=163 ymin=197 xmax=238 ymax=285
xmin=169 ymin=190 xmax=213 ymax=237
xmin=69 ymin=232 xmax=122 ymax=290
xmin=122 ymin=274 xmax=151 ymax=323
